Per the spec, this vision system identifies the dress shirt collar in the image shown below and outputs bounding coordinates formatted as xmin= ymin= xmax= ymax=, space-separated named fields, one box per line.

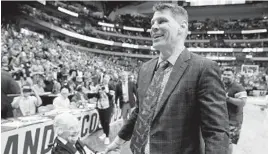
xmin=157 ymin=46 xmax=185 ymax=67
xmin=57 ymin=136 xmax=68 ymax=145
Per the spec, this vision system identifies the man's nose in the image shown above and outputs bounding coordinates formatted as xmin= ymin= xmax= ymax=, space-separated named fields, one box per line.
xmin=151 ymin=23 xmax=159 ymax=34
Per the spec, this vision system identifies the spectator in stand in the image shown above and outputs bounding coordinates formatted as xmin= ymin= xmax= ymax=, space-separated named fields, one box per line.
xmin=11 ymin=85 xmax=42 ymax=117
xmin=1 ymin=70 xmax=21 ymax=119
xmin=32 ymin=78 xmax=45 ymax=94
xmin=31 ymin=58 xmax=44 ymax=73
xmin=52 ymin=79 xmax=62 ymax=94
xmin=2 ymin=54 xmax=10 ymax=71
xmin=44 ymin=72 xmax=55 ymax=92
xmin=57 ymin=64 xmax=66 ymax=84
xmin=68 ymin=69 xmax=78 ymax=93
xmin=71 ymin=85 xmax=88 ymax=108
xmin=53 ymin=87 xmax=71 ymax=109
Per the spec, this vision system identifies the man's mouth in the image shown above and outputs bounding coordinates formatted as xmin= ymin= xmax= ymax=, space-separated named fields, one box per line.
xmin=153 ymin=34 xmax=164 ymax=39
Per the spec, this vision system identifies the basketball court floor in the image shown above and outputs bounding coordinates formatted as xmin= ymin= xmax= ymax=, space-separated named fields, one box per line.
xmin=84 ymin=97 xmax=268 ymax=154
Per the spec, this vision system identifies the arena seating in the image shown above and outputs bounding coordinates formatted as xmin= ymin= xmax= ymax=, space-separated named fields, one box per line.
xmin=1 ymin=1 xmax=268 ymax=93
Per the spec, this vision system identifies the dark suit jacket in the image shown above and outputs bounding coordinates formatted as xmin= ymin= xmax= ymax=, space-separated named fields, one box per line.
xmin=115 ymin=80 xmax=137 ymax=108
xmin=118 ymin=49 xmax=229 ymax=154
xmin=1 ymin=70 xmax=20 ymax=119
xmin=50 ymin=137 xmax=96 ymax=154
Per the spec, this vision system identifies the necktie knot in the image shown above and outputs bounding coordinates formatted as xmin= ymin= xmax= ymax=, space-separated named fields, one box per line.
xmin=157 ymin=61 xmax=169 ymax=71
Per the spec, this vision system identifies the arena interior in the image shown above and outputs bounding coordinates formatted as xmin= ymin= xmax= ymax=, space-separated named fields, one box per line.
xmin=1 ymin=1 xmax=268 ymax=154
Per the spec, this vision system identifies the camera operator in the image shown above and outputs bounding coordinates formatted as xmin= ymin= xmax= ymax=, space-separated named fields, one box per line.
xmin=11 ymin=85 xmax=42 ymax=117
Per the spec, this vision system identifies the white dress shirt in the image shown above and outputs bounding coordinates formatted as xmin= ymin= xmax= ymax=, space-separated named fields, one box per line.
xmin=53 ymin=95 xmax=70 ymax=109
xmin=12 ymin=96 xmax=41 ymax=116
xmin=122 ymin=81 xmax=129 ymax=102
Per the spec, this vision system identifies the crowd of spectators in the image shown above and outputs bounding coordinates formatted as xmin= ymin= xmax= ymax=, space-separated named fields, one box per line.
xmin=1 ymin=24 xmax=140 ymax=114
xmin=20 ymin=3 xmax=268 ymax=49
xmin=115 ymin=14 xmax=268 ymax=31
xmin=2 ymin=2 xmax=268 ymax=100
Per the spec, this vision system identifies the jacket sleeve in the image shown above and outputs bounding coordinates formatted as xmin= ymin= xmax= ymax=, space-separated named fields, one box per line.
xmin=197 ymin=60 xmax=229 ymax=154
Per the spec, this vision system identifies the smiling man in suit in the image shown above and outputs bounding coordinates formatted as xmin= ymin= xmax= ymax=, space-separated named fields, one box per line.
xmin=105 ymin=3 xmax=229 ymax=154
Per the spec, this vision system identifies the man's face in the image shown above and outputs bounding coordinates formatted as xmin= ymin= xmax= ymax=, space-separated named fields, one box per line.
xmin=47 ymin=74 xmax=53 ymax=81
xmin=103 ymin=75 xmax=110 ymax=84
xmin=23 ymin=92 xmax=31 ymax=97
xmin=129 ymin=75 xmax=134 ymax=82
xmin=71 ymin=71 xmax=77 ymax=77
xmin=61 ymin=88 xmax=69 ymax=99
xmin=36 ymin=59 xmax=41 ymax=65
xmin=61 ymin=127 xmax=79 ymax=144
xmin=150 ymin=10 xmax=181 ymax=50
xmin=11 ymin=48 xmax=19 ymax=57
xmin=22 ymin=88 xmax=32 ymax=97
xmin=121 ymin=73 xmax=128 ymax=82
xmin=222 ymin=71 xmax=234 ymax=85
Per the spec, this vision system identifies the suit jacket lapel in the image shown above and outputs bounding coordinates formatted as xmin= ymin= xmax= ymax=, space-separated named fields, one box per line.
xmin=55 ymin=137 xmax=77 ymax=154
xmin=139 ymin=58 xmax=158 ymax=96
xmin=128 ymin=81 xmax=132 ymax=96
xmin=152 ymin=49 xmax=191 ymax=121
xmin=118 ymin=81 xmax=122 ymax=95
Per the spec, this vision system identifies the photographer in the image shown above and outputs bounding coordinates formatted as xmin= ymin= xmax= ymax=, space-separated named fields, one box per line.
xmin=87 ymin=74 xmax=114 ymax=145
xmin=11 ymin=85 xmax=42 ymax=117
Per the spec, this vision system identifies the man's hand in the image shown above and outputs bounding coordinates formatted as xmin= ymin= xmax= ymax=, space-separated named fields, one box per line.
xmin=103 ymin=142 xmax=121 ymax=154
xmin=103 ymin=136 xmax=125 ymax=154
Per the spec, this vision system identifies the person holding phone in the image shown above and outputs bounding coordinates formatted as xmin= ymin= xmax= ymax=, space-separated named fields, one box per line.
xmin=11 ymin=85 xmax=42 ymax=117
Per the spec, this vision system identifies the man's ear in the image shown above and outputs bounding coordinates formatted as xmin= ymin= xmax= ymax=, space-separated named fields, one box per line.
xmin=180 ymin=20 xmax=188 ymax=29
xmin=57 ymin=127 xmax=63 ymax=135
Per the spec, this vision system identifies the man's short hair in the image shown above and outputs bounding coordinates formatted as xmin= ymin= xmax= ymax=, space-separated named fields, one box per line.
xmin=61 ymin=86 xmax=70 ymax=92
xmin=223 ymin=68 xmax=235 ymax=74
xmin=153 ymin=3 xmax=188 ymax=23
xmin=120 ymin=71 xmax=129 ymax=78
xmin=54 ymin=113 xmax=79 ymax=134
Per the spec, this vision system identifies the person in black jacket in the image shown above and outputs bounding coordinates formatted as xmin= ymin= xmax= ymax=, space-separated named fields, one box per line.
xmin=115 ymin=71 xmax=137 ymax=125
xmin=50 ymin=113 xmax=97 ymax=154
xmin=1 ymin=70 xmax=20 ymax=119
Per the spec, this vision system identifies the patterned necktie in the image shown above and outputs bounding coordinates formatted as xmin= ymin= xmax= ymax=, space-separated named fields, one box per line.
xmin=131 ymin=60 xmax=170 ymax=154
